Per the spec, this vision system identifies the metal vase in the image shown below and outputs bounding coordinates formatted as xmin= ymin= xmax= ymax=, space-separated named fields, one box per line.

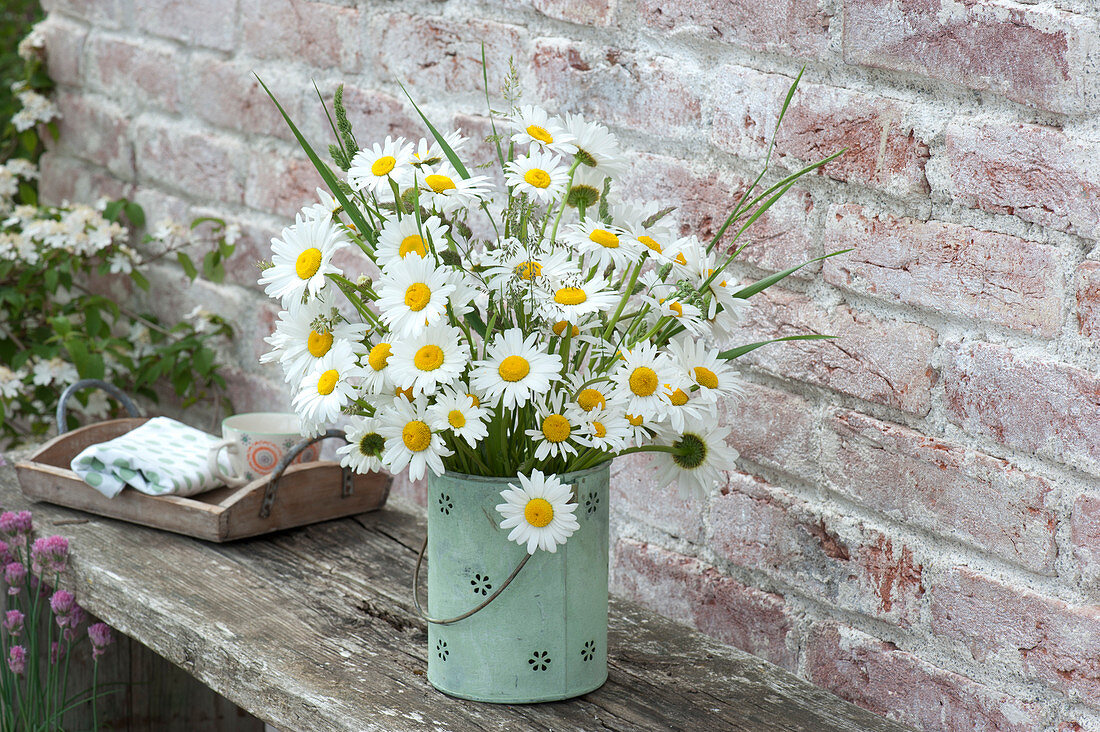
xmin=425 ymin=461 xmax=610 ymax=703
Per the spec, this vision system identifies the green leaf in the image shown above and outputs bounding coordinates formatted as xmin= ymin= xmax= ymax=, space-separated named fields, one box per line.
xmin=124 ymin=201 xmax=145 ymax=228
xmin=397 ymin=79 xmax=470 ymax=179
xmin=103 ymin=200 xmax=125 ymax=222
xmin=130 ymin=268 xmax=150 ymax=291
xmin=718 ymin=334 xmax=835 ymax=360
xmin=190 ymin=216 xmax=223 ymax=231
xmin=253 ymin=74 xmax=374 ymax=248
xmin=17 ymin=182 xmax=36 ymax=206
xmin=733 ymin=249 xmax=852 ymax=300
xmin=177 ymin=252 xmax=198 ymax=280
xmin=50 ymin=315 xmax=72 ymax=338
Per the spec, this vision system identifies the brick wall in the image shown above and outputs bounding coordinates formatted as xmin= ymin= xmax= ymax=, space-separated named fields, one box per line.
xmin=35 ymin=0 xmax=1100 ymax=729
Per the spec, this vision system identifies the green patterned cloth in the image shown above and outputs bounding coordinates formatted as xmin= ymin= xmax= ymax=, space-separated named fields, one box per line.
xmin=71 ymin=417 xmax=230 ymax=499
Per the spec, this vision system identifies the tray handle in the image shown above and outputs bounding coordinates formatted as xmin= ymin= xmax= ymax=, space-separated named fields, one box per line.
xmin=260 ymin=429 xmax=349 ymax=519
xmin=56 ymin=379 xmax=141 ymax=435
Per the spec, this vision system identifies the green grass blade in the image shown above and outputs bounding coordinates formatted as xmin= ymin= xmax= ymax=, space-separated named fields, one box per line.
xmin=397 ymin=79 xmax=471 ymax=179
xmin=253 ymin=74 xmax=374 ymax=249
xmin=719 ymin=334 xmax=835 ymax=360
xmin=482 ymin=43 xmax=507 ymax=169
xmin=733 ymin=249 xmax=852 ymax=300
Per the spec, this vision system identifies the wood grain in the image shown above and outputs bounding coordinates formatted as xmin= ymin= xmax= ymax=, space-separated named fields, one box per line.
xmin=0 ymin=461 xmax=912 ymax=732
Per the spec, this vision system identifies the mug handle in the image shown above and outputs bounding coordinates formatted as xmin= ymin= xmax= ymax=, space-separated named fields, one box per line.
xmin=207 ymin=439 xmax=247 ymax=488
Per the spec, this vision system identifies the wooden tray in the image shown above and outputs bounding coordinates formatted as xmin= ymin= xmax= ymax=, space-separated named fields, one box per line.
xmin=15 ymin=417 xmax=392 ymax=542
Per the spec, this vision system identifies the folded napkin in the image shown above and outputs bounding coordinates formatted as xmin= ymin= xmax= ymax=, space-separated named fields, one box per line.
xmin=71 ymin=417 xmax=230 ymax=499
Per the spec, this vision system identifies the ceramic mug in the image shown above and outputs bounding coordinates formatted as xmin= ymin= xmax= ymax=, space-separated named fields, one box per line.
xmin=206 ymin=412 xmax=319 ymax=488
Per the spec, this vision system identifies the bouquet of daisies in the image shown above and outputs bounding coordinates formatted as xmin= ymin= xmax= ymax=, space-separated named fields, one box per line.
xmin=257 ymin=72 xmax=839 ymax=554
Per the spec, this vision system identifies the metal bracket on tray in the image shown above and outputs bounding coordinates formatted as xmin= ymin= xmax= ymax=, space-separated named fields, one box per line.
xmin=55 ymin=379 xmax=141 ymax=435
xmin=260 ymin=429 xmax=350 ymax=519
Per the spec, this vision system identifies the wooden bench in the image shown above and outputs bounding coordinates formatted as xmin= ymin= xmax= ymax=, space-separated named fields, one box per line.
xmin=0 ymin=460 xmax=912 ymax=731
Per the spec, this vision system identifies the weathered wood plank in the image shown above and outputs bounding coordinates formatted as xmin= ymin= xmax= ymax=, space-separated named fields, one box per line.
xmin=1 ymin=461 xmax=911 ymax=732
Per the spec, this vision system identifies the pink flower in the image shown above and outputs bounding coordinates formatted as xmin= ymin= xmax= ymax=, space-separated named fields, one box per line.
xmin=50 ymin=641 xmax=64 ymax=664
xmin=88 ymin=622 xmax=112 ymax=660
xmin=0 ymin=540 xmax=11 ymax=566
xmin=0 ymin=511 xmax=32 ymax=542
xmin=50 ymin=589 xmax=75 ymax=625
xmin=8 ymin=646 xmax=25 ymax=675
xmin=3 ymin=610 xmax=23 ymax=636
xmin=31 ymin=535 xmax=69 ymax=575
xmin=4 ymin=562 xmax=26 ymax=595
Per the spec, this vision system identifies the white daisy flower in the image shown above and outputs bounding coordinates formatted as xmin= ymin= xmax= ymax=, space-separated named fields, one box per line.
xmin=504 ymin=149 xmax=570 ymax=203
xmin=336 ymin=416 xmax=385 ymax=473
xmin=261 ymin=291 xmax=369 ymax=385
xmin=562 ymin=112 xmax=626 ymax=178
xmin=348 ymin=136 xmax=414 ymax=195
xmin=576 ymin=408 xmax=630 ymax=453
xmin=470 ymin=328 xmax=563 ymax=410
xmin=445 ymin=268 xmax=485 ymax=321
xmin=495 ymin=469 xmax=580 ymax=554
xmin=611 ymin=343 xmax=676 ymax=421
xmin=563 ymin=220 xmax=640 ymax=272
xmin=411 ymin=130 xmax=468 ymax=168
xmin=362 ymin=339 xmax=393 ymax=394
xmin=388 ymin=323 xmax=469 ymax=396
xmin=301 ymin=187 xmax=342 ymax=222
xmin=524 ymin=391 xmax=583 ymax=461
xmin=376 ymin=256 xmax=456 ymax=337
xmin=375 ymin=213 xmax=449 ymax=270
xmin=509 ymin=105 xmax=577 ymax=156
xmin=666 ymin=335 xmax=744 ymax=404
xmin=259 ymin=214 xmax=349 ymax=308
xmin=537 ymin=274 xmax=620 ymax=324
xmin=624 ymin=411 xmax=656 ymax=448
xmin=660 ymin=374 xmax=712 ymax=433
xmin=292 ymin=340 xmax=366 ymax=425
xmin=565 ymin=373 xmax=617 ymax=414
xmin=415 ymin=163 xmax=494 ymax=215
xmin=483 ymin=244 xmax=575 ymax=292
xmin=611 ymin=199 xmax=679 ymax=244
xmin=644 ymin=290 xmax=707 ymax=338
xmin=429 ymin=389 xmax=488 ymax=447
xmin=653 ymin=424 xmax=739 ymax=501
xmin=564 ymin=165 xmax=605 ymax=212
xmin=378 ymin=395 xmax=453 ymax=481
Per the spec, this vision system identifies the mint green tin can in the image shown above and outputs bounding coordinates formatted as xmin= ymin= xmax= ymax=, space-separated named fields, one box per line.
xmin=424 ymin=462 xmax=610 ymax=703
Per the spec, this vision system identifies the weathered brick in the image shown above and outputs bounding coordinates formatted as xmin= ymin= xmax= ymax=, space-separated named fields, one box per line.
xmin=844 ymin=0 xmax=1100 ymax=115
xmin=618 ymin=153 xmax=817 ymax=273
xmin=1078 ymin=261 xmax=1100 ymax=339
xmin=133 ymin=0 xmax=238 ymax=51
xmin=38 ymin=152 xmax=131 ymax=206
xmin=371 ymin=14 xmax=525 ymax=95
xmin=239 ymin=0 xmax=361 ymax=73
xmin=1073 ymin=493 xmax=1100 ymax=591
xmin=244 ymin=149 xmax=325 ymax=220
xmin=532 ymin=39 xmax=702 ymax=139
xmin=943 ymin=341 xmax=1100 ymax=477
xmin=611 ymin=538 xmax=797 ymax=670
xmin=807 ymin=622 xmax=1043 ymax=732
xmin=709 ymin=472 xmax=926 ymax=626
xmin=85 ymin=33 xmax=181 ymax=113
xmin=39 ymin=15 xmax=86 ymax=87
xmin=710 ymin=68 xmax=930 ymax=197
xmin=223 ymin=366 xmax=293 ymax=416
xmin=638 ymin=0 xmax=830 ymax=57
xmin=530 ymin=0 xmax=616 ymax=26
xmin=610 ymin=454 xmax=705 ymax=543
xmin=944 ymin=120 xmax=1100 ymax=241
xmin=339 ymin=86 xmax=423 ymax=145
xmin=188 ymin=56 xmax=305 ymax=142
xmin=133 ymin=118 xmax=248 ymax=205
xmin=824 ymin=203 xmax=1065 ymax=337
xmin=825 ymin=409 xmax=1058 ymax=574
xmin=726 ymin=287 xmax=937 ymax=414
xmin=40 ymin=0 xmax=124 ymax=27
xmin=721 ymin=380 xmax=818 ymax=481
xmin=932 ymin=567 xmax=1100 ymax=701
xmin=53 ymin=91 xmax=134 ymax=179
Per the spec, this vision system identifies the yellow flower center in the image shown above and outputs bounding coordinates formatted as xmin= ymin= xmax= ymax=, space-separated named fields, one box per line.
xmin=395 ymin=386 xmax=414 ymax=401
xmin=705 ymin=268 xmax=728 ymax=287
xmin=524 ymin=497 xmax=554 ymax=528
xmin=628 ymin=366 xmax=658 ymax=397
xmin=371 ymin=155 xmax=396 ymax=177
xmin=667 ymin=301 xmax=683 ymax=317
xmin=306 ymin=330 xmax=333 ymax=358
xmin=552 ymin=321 xmax=579 ymax=337
xmin=668 ymin=387 xmax=689 ymax=406
xmin=675 ymin=253 xmax=688 ymax=266
xmin=514 ymin=260 xmax=543 ymax=280
xmin=577 ymin=388 xmax=605 ymax=412
xmin=589 ymin=229 xmax=619 ymax=249
xmin=399 ymin=235 xmax=426 ymax=258
xmin=541 ymin=414 xmax=571 ymax=443
xmin=627 ymin=413 xmax=644 ymax=426
xmin=404 ymin=282 xmax=432 ymax=311
xmin=316 ymin=369 xmax=339 ymax=395
xmin=498 ymin=355 xmax=530 ymax=382
xmin=402 ymin=420 xmax=432 ymax=452
xmin=638 ymin=235 xmax=661 ymax=253
xmin=368 ymin=343 xmax=391 ymax=371
xmin=554 ymin=287 xmax=587 ymax=306
xmin=524 ymin=168 xmax=552 ymax=189
xmin=593 ymin=421 xmax=607 ymax=438
xmin=414 ymin=344 xmax=444 ymax=371
xmin=467 ymin=392 xmax=481 ymax=407
xmin=425 ymin=174 xmax=456 ymax=193
xmin=295 ymin=247 xmax=322 ymax=280
xmin=448 ymin=410 xmax=466 ymax=429
xmin=526 ymin=124 xmax=554 ymax=144
xmin=694 ymin=366 xmax=718 ymax=389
